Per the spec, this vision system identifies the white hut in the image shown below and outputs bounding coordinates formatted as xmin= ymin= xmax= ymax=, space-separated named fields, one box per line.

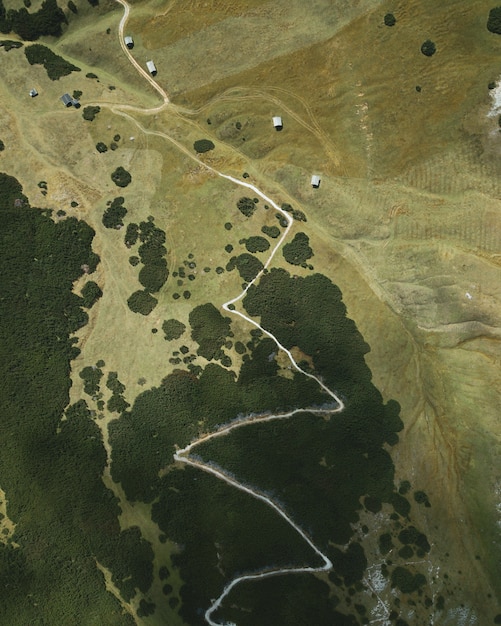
xmin=272 ymin=116 xmax=283 ymax=131
xmin=29 ymin=88 xmax=38 ymax=97
xmin=146 ymin=60 xmax=157 ymax=76
xmin=124 ymin=36 xmax=134 ymax=49
xmin=311 ymin=175 xmax=321 ymax=188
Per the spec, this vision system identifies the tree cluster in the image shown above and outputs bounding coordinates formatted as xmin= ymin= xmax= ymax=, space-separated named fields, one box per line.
xmin=282 ymin=231 xmax=314 ymax=266
xmin=25 ymin=43 xmax=80 ymax=80
xmin=102 ymin=196 xmax=127 ymax=229
xmin=0 ymin=0 xmax=67 ymax=41
xmin=125 ymin=218 xmax=169 ymax=308
xmin=0 ymin=173 xmax=143 ymax=625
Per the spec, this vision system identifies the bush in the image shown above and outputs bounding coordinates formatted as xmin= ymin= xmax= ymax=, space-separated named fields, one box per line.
xmin=420 ymin=39 xmax=436 ymax=57
xmin=0 ymin=40 xmax=23 ymax=51
xmin=193 ymin=139 xmax=215 ymax=153
xmin=96 ymin=142 xmax=107 ymax=153
xmin=0 ymin=139 xmax=4 ymax=151
xmin=261 ymin=226 xmax=280 ymax=239
xmin=67 ymin=0 xmax=77 ymax=13
xmin=282 ymin=232 xmax=314 ymax=265
xmin=82 ymin=105 xmax=100 ymax=121
xmin=236 ymin=197 xmax=257 ymax=218
xmin=127 ymin=290 xmax=157 ymax=315
xmin=488 ymin=7 xmax=501 ymax=34
xmin=162 ymin=319 xmax=186 ymax=340
xmin=111 ymin=166 xmax=131 ymax=188
xmin=233 ymin=253 xmax=263 ymax=282
xmin=384 ymin=13 xmax=396 ymax=26
xmin=81 ymin=280 xmax=102 ymax=308
xmin=25 ymin=44 xmax=80 ymax=80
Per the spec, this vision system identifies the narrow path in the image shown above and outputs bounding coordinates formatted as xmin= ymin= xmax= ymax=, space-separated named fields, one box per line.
xmin=115 ymin=0 xmax=170 ymax=108
xmin=110 ymin=3 xmax=351 ymax=625
xmin=175 ymin=179 xmax=344 ymax=626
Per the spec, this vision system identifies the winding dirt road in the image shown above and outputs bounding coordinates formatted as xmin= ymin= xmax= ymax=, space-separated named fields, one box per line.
xmin=110 ymin=2 xmax=354 ymax=625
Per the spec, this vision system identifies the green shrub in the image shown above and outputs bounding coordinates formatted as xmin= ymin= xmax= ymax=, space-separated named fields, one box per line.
xmin=488 ymin=7 xmax=501 ymax=33
xmin=234 ymin=253 xmax=263 ymax=282
xmin=111 ymin=166 xmax=131 ymax=188
xmin=237 ymin=196 xmax=257 ymax=218
xmin=96 ymin=142 xmax=107 ymax=153
xmin=261 ymin=225 xmax=280 ymax=238
xmin=193 ymin=139 xmax=215 ymax=153
xmin=81 ymin=280 xmax=102 ymax=308
xmin=378 ymin=533 xmax=393 ymax=555
xmin=384 ymin=13 xmax=396 ymax=26
xmin=124 ymin=222 xmax=139 ymax=247
xmin=102 ymin=197 xmax=127 ymax=229
xmin=82 ymin=105 xmax=100 ymax=121
xmin=244 ymin=236 xmax=270 ymax=253
xmin=0 ymin=139 xmax=4 ymax=151
xmin=25 ymin=44 xmax=80 ymax=80
xmin=67 ymin=0 xmax=77 ymax=13
xmin=127 ymin=290 xmax=157 ymax=315
xmin=138 ymin=259 xmax=168 ymax=293
xmin=282 ymin=232 xmax=314 ymax=265
xmin=129 ymin=255 xmax=140 ymax=266
xmin=391 ymin=566 xmax=426 ymax=593
xmin=420 ymin=39 xmax=436 ymax=56
xmin=79 ymin=365 xmax=103 ymax=395
xmin=189 ymin=303 xmax=231 ymax=360
xmin=86 ymin=72 xmax=98 ymax=79
xmin=0 ymin=40 xmax=23 ymax=51
xmin=72 ymin=89 xmax=82 ymax=99
xmin=413 ymin=490 xmax=431 ymax=507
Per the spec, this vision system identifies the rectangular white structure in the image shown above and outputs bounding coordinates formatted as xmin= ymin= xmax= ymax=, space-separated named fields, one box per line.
xmin=146 ymin=60 xmax=157 ymax=76
xmin=124 ymin=36 xmax=134 ymax=49
xmin=272 ymin=116 xmax=283 ymax=130
xmin=29 ymin=88 xmax=38 ymax=97
xmin=311 ymin=175 xmax=321 ymax=188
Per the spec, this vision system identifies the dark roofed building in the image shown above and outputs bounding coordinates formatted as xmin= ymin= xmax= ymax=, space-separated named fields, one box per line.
xmin=60 ymin=93 xmax=72 ymax=107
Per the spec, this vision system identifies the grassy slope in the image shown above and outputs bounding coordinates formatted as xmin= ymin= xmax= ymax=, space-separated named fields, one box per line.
xmin=1 ymin=0 xmax=500 ymax=623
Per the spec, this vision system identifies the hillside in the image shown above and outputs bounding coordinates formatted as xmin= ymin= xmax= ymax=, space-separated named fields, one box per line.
xmin=0 ymin=1 xmax=500 ymax=625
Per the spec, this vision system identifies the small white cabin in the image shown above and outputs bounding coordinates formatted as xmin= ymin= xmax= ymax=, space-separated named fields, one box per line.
xmin=146 ymin=60 xmax=157 ymax=76
xmin=29 ymin=88 xmax=38 ymax=97
xmin=272 ymin=116 xmax=283 ymax=131
xmin=124 ymin=36 xmax=134 ymax=49
xmin=311 ymin=175 xmax=321 ymax=189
